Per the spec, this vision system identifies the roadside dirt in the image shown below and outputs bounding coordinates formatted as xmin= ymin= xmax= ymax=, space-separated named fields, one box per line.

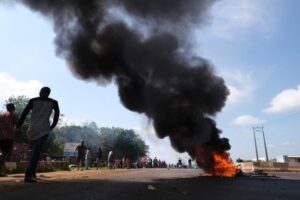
xmin=1 ymin=169 xmax=300 ymax=200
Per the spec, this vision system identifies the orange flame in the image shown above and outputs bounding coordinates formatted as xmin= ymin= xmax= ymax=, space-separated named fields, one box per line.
xmin=207 ymin=151 xmax=238 ymax=177
xmin=196 ymin=146 xmax=239 ymax=177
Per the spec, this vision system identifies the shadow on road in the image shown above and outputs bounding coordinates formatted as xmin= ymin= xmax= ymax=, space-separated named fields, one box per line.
xmin=1 ymin=173 xmax=300 ymax=200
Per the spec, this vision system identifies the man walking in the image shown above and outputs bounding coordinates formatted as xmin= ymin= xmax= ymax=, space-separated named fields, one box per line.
xmin=85 ymin=147 xmax=91 ymax=170
xmin=75 ymin=140 xmax=86 ymax=170
xmin=17 ymin=87 xmax=60 ymax=183
xmin=96 ymin=146 xmax=102 ymax=170
xmin=188 ymin=158 xmax=192 ymax=168
xmin=107 ymin=150 xmax=114 ymax=169
xmin=0 ymin=103 xmax=18 ymax=176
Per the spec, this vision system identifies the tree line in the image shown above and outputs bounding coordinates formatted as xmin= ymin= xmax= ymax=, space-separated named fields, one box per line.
xmin=3 ymin=96 xmax=149 ymax=162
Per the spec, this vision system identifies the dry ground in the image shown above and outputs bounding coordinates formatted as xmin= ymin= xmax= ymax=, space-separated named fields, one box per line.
xmin=0 ymin=168 xmax=300 ymax=200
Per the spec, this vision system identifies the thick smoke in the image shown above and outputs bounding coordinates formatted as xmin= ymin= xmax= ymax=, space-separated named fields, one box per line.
xmin=111 ymin=0 xmax=215 ymax=26
xmin=16 ymin=0 xmax=230 ymax=171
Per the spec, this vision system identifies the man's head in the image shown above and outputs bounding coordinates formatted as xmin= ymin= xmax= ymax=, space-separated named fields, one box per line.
xmin=6 ymin=103 xmax=15 ymax=112
xmin=39 ymin=87 xmax=51 ymax=98
xmin=81 ymin=140 xmax=84 ymax=145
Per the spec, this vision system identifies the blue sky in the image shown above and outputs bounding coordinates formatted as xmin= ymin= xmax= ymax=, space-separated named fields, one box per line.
xmin=0 ymin=0 xmax=299 ymax=163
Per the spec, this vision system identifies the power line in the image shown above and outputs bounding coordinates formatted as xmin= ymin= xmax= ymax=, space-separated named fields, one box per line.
xmin=252 ymin=126 xmax=269 ymax=162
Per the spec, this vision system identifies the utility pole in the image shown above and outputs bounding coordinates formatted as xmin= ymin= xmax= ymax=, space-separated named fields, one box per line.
xmin=252 ymin=127 xmax=259 ymax=162
xmin=253 ymin=126 xmax=269 ymax=162
xmin=261 ymin=126 xmax=269 ymax=162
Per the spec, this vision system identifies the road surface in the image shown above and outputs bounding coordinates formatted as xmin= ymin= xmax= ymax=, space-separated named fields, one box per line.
xmin=0 ymin=169 xmax=300 ymax=200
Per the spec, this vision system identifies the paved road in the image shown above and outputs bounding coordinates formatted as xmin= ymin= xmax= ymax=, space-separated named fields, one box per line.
xmin=1 ymin=169 xmax=300 ymax=200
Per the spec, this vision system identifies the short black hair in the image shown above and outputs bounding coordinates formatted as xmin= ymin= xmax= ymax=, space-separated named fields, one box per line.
xmin=6 ymin=103 xmax=15 ymax=112
xmin=40 ymin=87 xmax=51 ymax=97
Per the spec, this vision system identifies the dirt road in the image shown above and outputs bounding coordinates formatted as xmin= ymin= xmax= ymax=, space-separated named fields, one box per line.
xmin=1 ymin=169 xmax=300 ymax=200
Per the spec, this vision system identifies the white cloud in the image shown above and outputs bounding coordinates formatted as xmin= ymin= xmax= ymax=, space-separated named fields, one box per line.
xmin=227 ymin=85 xmax=250 ymax=105
xmin=263 ymin=85 xmax=300 ymax=114
xmin=233 ymin=115 xmax=265 ymax=126
xmin=209 ymin=0 xmax=274 ymax=39
xmin=0 ymin=73 xmax=43 ymax=101
xmin=221 ymin=70 xmax=255 ymax=106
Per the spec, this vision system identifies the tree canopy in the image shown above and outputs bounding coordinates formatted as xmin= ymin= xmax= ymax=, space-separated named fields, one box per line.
xmin=3 ymin=96 xmax=149 ymax=161
xmin=4 ymin=95 xmax=29 ymax=115
xmin=54 ymin=124 xmax=149 ymax=161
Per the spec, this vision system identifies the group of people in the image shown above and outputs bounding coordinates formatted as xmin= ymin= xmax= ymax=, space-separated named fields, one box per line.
xmin=0 ymin=86 xmax=193 ymax=185
xmin=0 ymin=87 xmax=60 ymax=183
xmin=74 ymin=145 xmax=166 ymax=170
xmin=75 ymin=140 xmax=103 ymax=170
xmin=172 ymin=158 xmax=194 ymax=168
xmin=106 ymin=155 xmax=167 ymax=169
xmin=110 ymin=155 xmax=132 ymax=169
xmin=140 ymin=156 xmax=167 ymax=168
xmin=74 ymin=144 xmax=118 ymax=170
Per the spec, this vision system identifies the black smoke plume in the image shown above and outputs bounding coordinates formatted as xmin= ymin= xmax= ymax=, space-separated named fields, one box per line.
xmin=15 ymin=0 xmax=230 ymax=171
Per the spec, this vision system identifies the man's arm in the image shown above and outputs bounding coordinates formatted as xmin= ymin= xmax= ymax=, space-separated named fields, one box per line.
xmin=17 ymin=99 xmax=33 ymax=128
xmin=0 ymin=115 xmax=4 ymax=131
xmin=50 ymin=100 xmax=60 ymax=130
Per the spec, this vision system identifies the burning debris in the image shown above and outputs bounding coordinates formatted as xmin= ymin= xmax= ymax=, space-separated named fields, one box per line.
xmin=13 ymin=0 xmax=236 ymax=176
xmin=196 ymin=145 xmax=240 ymax=177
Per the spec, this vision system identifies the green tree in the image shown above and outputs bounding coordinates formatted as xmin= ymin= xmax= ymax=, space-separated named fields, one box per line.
xmin=54 ymin=122 xmax=102 ymax=157
xmin=54 ymin=124 xmax=149 ymax=161
xmin=114 ymin=129 xmax=146 ymax=160
xmin=44 ymin=132 xmax=64 ymax=157
xmin=4 ymin=95 xmax=30 ymax=115
xmin=3 ymin=96 xmax=149 ymax=160
xmin=98 ymin=127 xmax=149 ymax=161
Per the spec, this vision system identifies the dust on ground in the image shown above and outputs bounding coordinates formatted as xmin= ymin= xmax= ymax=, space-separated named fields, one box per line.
xmin=1 ymin=169 xmax=300 ymax=200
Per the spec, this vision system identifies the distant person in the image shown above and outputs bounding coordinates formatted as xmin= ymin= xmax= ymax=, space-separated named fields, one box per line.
xmin=107 ymin=150 xmax=114 ymax=169
xmin=122 ymin=157 xmax=125 ymax=168
xmin=96 ymin=146 xmax=102 ymax=170
xmin=125 ymin=158 xmax=130 ymax=169
xmin=85 ymin=147 xmax=91 ymax=170
xmin=17 ymin=87 xmax=60 ymax=183
xmin=46 ymin=155 xmax=51 ymax=162
xmin=148 ymin=157 xmax=153 ymax=168
xmin=188 ymin=158 xmax=192 ymax=168
xmin=177 ymin=158 xmax=182 ymax=168
xmin=133 ymin=161 xmax=138 ymax=169
xmin=153 ymin=157 xmax=158 ymax=168
xmin=0 ymin=103 xmax=19 ymax=177
xmin=75 ymin=140 xmax=87 ymax=171
xmin=141 ymin=156 xmax=146 ymax=168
